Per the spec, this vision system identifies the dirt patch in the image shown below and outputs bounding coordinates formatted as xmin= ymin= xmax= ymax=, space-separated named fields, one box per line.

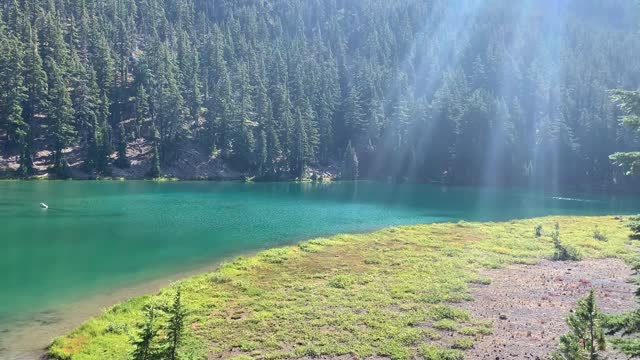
xmin=460 ymin=258 xmax=636 ymax=359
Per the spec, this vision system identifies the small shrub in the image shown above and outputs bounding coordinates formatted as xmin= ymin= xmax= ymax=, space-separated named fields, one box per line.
xmin=552 ymin=224 xmax=582 ymax=261
xmin=459 ymin=325 xmax=492 ymax=336
xmin=295 ymin=346 xmax=320 ymax=358
xmin=210 ymin=273 xmax=231 ymax=284
xmin=434 ymin=319 xmax=458 ymax=331
xmin=429 ymin=305 xmax=470 ymax=321
xmin=232 ymin=280 xmax=249 ymax=291
xmin=470 ymin=276 xmax=491 ymax=285
xmin=364 ymin=257 xmax=382 ymax=265
xmin=592 ymin=227 xmax=608 ymax=241
xmin=552 ymin=289 xmax=605 ymax=359
xmin=259 ymin=248 xmax=290 ymax=264
xmin=628 ymin=216 xmax=640 ymax=239
xmin=380 ymin=340 xmax=410 ymax=360
xmin=420 ymin=345 xmax=464 ymax=360
xmin=298 ymin=242 xmax=322 ymax=253
xmin=228 ymin=356 xmax=254 ymax=360
xmin=328 ymin=274 xmax=354 ymax=289
xmin=423 ymin=329 xmax=443 ymax=340
xmin=535 ymin=225 xmax=543 ymax=237
xmin=451 ymin=337 xmax=474 ymax=350
xmin=442 ymin=247 xmax=462 ymax=257
xmin=456 ymin=221 xmax=469 ymax=228
xmin=236 ymin=340 xmax=259 ymax=352
xmin=105 ymin=322 xmax=128 ymax=334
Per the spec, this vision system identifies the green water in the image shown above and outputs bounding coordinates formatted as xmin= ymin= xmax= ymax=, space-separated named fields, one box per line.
xmin=1 ymin=181 xmax=639 ymax=336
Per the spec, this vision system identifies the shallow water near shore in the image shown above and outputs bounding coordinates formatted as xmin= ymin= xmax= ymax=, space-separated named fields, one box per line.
xmin=1 ymin=181 xmax=639 ymax=358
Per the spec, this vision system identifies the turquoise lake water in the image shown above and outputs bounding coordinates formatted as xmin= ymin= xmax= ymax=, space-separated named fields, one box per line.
xmin=1 ymin=180 xmax=639 ymax=356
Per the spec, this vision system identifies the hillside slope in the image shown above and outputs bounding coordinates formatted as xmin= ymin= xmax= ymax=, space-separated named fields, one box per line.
xmin=1 ymin=0 xmax=639 ymax=188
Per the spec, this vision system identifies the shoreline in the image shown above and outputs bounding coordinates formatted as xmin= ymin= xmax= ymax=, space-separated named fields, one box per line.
xmin=0 ymin=250 xmax=265 ymax=359
xmin=45 ymin=216 xmax=640 ymax=359
xmin=2 ymin=177 xmax=640 ymax=197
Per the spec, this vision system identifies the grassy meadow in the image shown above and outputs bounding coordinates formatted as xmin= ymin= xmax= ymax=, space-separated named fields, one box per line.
xmin=49 ymin=216 xmax=639 ymax=360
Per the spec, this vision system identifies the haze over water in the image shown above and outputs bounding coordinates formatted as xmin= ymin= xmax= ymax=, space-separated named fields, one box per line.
xmin=1 ymin=180 xmax=639 ymax=356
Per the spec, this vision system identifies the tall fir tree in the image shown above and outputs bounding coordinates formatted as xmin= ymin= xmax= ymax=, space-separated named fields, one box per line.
xmin=20 ymin=26 xmax=48 ymax=174
xmin=47 ymin=59 xmax=76 ymax=178
xmin=0 ymin=26 xmax=28 ymax=175
xmin=342 ymin=141 xmax=359 ymax=180
xmin=609 ymin=90 xmax=640 ymax=175
xmin=165 ymin=289 xmax=186 ymax=360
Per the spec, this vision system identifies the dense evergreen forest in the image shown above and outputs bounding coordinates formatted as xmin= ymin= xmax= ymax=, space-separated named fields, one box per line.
xmin=0 ymin=0 xmax=639 ymax=190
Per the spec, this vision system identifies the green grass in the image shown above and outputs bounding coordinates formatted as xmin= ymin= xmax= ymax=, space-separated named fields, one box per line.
xmin=48 ymin=216 xmax=639 ymax=359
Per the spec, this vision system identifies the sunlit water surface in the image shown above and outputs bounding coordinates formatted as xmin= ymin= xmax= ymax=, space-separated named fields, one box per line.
xmin=1 ymin=181 xmax=639 ymax=357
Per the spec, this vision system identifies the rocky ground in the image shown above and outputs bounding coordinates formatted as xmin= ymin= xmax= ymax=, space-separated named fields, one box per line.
xmin=460 ymin=258 xmax=636 ymax=359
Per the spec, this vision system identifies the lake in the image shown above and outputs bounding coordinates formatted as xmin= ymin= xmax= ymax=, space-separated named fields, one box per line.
xmin=1 ymin=180 xmax=639 ymax=357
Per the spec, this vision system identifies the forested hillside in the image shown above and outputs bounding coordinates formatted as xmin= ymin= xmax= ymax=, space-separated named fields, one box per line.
xmin=1 ymin=0 xmax=639 ymax=190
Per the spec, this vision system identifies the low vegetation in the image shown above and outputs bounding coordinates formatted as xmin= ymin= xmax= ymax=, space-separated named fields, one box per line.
xmin=604 ymin=220 xmax=640 ymax=357
xmin=592 ymin=227 xmax=608 ymax=242
xmin=551 ymin=222 xmax=583 ymax=261
xmin=49 ymin=216 xmax=638 ymax=360
xmin=628 ymin=216 xmax=640 ymax=239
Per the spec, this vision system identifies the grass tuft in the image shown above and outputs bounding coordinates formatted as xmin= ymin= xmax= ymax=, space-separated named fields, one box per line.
xmin=327 ymin=274 xmax=354 ymax=289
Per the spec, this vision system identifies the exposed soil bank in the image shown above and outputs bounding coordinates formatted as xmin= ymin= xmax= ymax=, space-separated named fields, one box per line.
xmin=0 ymin=140 xmax=243 ymax=180
xmin=0 ymin=140 xmax=339 ymax=181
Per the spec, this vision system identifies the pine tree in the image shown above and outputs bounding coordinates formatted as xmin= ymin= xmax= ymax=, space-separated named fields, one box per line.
xmin=132 ymin=306 xmax=159 ymax=360
xmin=342 ymin=141 xmax=359 ymax=180
xmin=273 ymin=84 xmax=294 ymax=161
xmin=343 ymin=85 xmax=365 ymax=150
xmin=20 ymin=26 xmax=48 ymax=174
xmin=114 ymin=122 xmax=130 ymax=168
xmin=390 ymin=74 xmax=412 ymax=154
xmin=0 ymin=28 xmax=28 ymax=175
xmin=290 ymin=109 xmax=307 ymax=178
xmin=205 ymin=38 xmax=232 ymax=156
xmin=95 ymin=91 xmax=112 ymax=174
xmin=47 ymin=59 xmax=76 ymax=178
xmin=553 ymin=289 xmax=605 ymax=360
xmin=256 ymin=129 xmax=267 ymax=176
xmin=233 ymin=117 xmax=256 ymax=170
xmin=609 ymin=90 xmax=640 ymax=175
xmin=149 ymin=126 xmax=161 ymax=178
xmin=454 ymin=89 xmax=490 ymax=182
xmin=316 ymin=59 xmax=339 ymax=164
xmin=70 ymin=60 xmax=101 ymax=172
xmin=153 ymin=45 xmax=187 ymax=163
xmin=177 ymin=31 xmax=201 ymax=124
xmin=165 ymin=289 xmax=186 ymax=360
xmin=265 ymin=124 xmax=281 ymax=177
xmin=300 ymin=97 xmax=319 ymax=165
xmin=135 ymin=85 xmax=150 ymax=139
